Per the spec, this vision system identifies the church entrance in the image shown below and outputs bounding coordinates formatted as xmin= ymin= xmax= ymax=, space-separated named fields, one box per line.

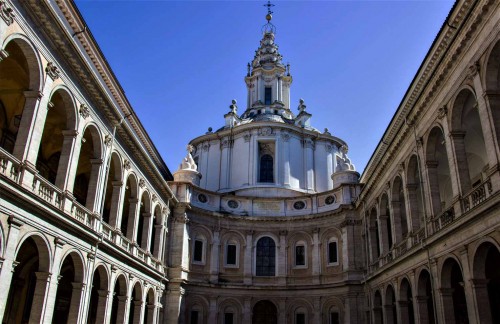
xmin=252 ymin=300 xmax=277 ymax=324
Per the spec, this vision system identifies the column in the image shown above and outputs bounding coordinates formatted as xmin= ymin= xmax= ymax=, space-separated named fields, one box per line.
xmin=458 ymin=247 xmax=479 ymax=323
xmin=94 ymin=290 xmax=110 ymax=324
xmin=304 ymin=139 xmax=315 ymax=191
xmin=281 ymin=132 xmax=290 ymax=187
xmin=56 ymin=129 xmax=81 ymax=192
xmin=153 ymin=223 xmax=165 ymax=260
xmin=42 ymin=238 xmax=66 ymax=324
xmin=210 ymin=231 xmax=220 ymax=283
xmin=13 ymin=89 xmax=44 ymax=163
xmin=368 ymin=225 xmax=378 ymax=263
xmin=311 ymin=228 xmax=320 ymax=284
xmin=208 ymin=296 xmax=217 ymax=323
xmin=425 ymin=161 xmax=442 ymax=217
xmin=107 ymin=180 xmax=123 ymax=228
xmin=165 ymin=285 xmax=185 ymax=324
xmin=68 ymin=282 xmax=85 ymax=324
xmin=278 ymin=299 xmax=286 ymax=324
xmin=470 ymin=279 xmax=492 ymax=323
xmin=406 ymin=184 xmax=421 ymax=232
xmin=415 ymin=296 xmax=429 ymax=324
xmin=0 ymin=216 xmax=23 ymax=323
xmin=29 ymin=271 xmax=53 ymax=324
xmin=398 ymin=301 xmax=409 ymax=324
xmin=391 ymin=199 xmax=403 ymax=243
xmin=438 ymin=288 xmax=455 ymax=323
xmin=220 ymin=138 xmax=231 ymax=190
xmin=116 ymin=295 xmax=129 ymax=324
xmin=449 ymin=131 xmax=471 ymax=195
xmin=378 ymin=215 xmax=390 ymax=255
xmin=132 ymin=300 xmax=143 ymax=324
xmin=244 ymin=230 xmax=253 ymax=285
xmin=146 ymin=303 xmax=157 ymax=324
xmin=86 ymin=158 xmax=104 ymax=212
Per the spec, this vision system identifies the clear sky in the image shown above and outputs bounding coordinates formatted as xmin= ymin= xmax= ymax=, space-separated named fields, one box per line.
xmin=75 ymin=0 xmax=454 ymax=175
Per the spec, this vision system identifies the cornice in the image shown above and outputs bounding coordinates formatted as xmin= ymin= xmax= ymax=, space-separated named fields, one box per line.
xmin=359 ymin=0 xmax=495 ymax=202
xmin=17 ymin=0 xmax=175 ymax=202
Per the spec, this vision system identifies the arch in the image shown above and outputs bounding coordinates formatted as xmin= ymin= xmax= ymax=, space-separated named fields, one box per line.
xmin=218 ymin=298 xmax=242 ymax=324
xmin=52 ymin=251 xmax=86 ymax=323
xmin=425 ymin=126 xmax=452 ymax=215
xmin=74 ymin=123 xmax=104 ymax=210
xmin=450 ymin=87 xmax=488 ymax=192
xmin=472 ymin=241 xmax=500 ymax=323
xmin=406 ymin=154 xmax=424 ymax=231
xmin=384 ymin=284 xmax=397 ymax=324
xmin=110 ymin=273 xmax=128 ymax=324
xmin=286 ymin=298 xmax=314 ymax=324
xmin=121 ymin=173 xmax=139 ymax=240
xmin=87 ymin=264 xmax=110 ymax=324
xmin=440 ymin=257 xmax=469 ymax=323
xmin=255 ymin=236 xmax=276 ymax=276
xmin=399 ymin=277 xmax=415 ymax=324
xmin=102 ymin=151 xmax=123 ymax=224
xmin=485 ymin=39 xmax=500 ymax=145
xmin=252 ymin=300 xmax=277 ymax=324
xmin=0 ymin=35 xmax=42 ymax=155
xmin=322 ymin=296 xmax=344 ymax=324
xmin=392 ymin=175 xmax=409 ymax=242
xmin=4 ymin=235 xmax=52 ymax=323
xmin=128 ymin=280 xmax=143 ymax=324
xmin=187 ymin=295 xmax=209 ymax=324
xmin=373 ymin=290 xmax=383 ymax=324
xmin=416 ymin=269 xmax=436 ymax=324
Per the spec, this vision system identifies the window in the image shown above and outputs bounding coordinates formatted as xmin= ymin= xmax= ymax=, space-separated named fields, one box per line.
xmin=224 ymin=312 xmax=234 ymax=324
xmin=295 ymin=245 xmax=305 ymax=266
xmin=190 ymin=311 xmax=199 ymax=324
xmin=193 ymin=239 xmax=203 ymax=263
xmin=226 ymin=244 xmax=237 ymax=266
xmin=296 ymin=313 xmax=306 ymax=324
xmin=265 ymin=87 xmax=272 ymax=105
xmin=260 ymin=154 xmax=274 ymax=183
xmin=328 ymin=240 xmax=338 ymax=265
xmin=256 ymin=237 xmax=276 ymax=276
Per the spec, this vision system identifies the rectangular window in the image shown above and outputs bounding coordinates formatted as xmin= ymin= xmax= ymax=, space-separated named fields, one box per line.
xmin=296 ymin=313 xmax=306 ymax=324
xmin=226 ymin=244 xmax=237 ymax=265
xmin=295 ymin=245 xmax=305 ymax=266
xmin=194 ymin=240 xmax=203 ymax=262
xmin=328 ymin=241 xmax=338 ymax=264
xmin=224 ymin=312 xmax=234 ymax=324
xmin=265 ymin=87 xmax=272 ymax=105
xmin=190 ymin=311 xmax=199 ymax=324
xmin=330 ymin=312 xmax=340 ymax=324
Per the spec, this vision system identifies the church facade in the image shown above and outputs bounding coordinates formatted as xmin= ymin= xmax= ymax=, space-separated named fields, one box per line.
xmin=0 ymin=0 xmax=499 ymax=324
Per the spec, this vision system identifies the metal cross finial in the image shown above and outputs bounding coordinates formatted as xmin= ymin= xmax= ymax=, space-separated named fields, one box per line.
xmin=264 ymin=1 xmax=275 ymax=15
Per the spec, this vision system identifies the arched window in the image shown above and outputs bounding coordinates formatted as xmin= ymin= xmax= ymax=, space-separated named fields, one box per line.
xmin=260 ymin=154 xmax=274 ymax=183
xmin=256 ymin=237 xmax=276 ymax=276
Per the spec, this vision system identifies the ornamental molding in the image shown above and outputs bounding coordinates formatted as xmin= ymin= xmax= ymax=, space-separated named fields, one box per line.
xmin=259 ymin=127 xmax=273 ymax=136
xmin=220 ymin=138 xmax=232 ymax=149
xmin=79 ymin=104 xmax=90 ymax=119
xmin=202 ymin=143 xmax=210 ymax=151
xmin=104 ymin=134 xmax=112 ymax=147
xmin=152 ymin=194 xmax=158 ymax=203
xmin=325 ymin=144 xmax=333 ymax=153
xmin=281 ymin=131 xmax=290 ymax=142
xmin=139 ymin=179 xmax=146 ymax=188
xmin=243 ymin=133 xmax=251 ymax=142
xmin=340 ymin=219 xmax=362 ymax=228
xmin=302 ymin=138 xmax=314 ymax=149
xmin=0 ymin=1 xmax=15 ymax=26
xmin=437 ymin=106 xmax=448 ymax=119
xmin=467 ymin=61 xmax=480 ymax=80
xmin=45 ymin=62 xmax=60 ymax=80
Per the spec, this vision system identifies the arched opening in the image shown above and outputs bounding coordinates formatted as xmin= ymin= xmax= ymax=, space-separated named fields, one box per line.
xmin=399 ymin=278 xmax=415 ymax=324
xmin=137 ymin=191 xmax=151 ymax=249
xmin=385 ymin=285 xmax=397 ymax=324
xmin=417 ymin=269 xmax=435 ymax=324
xmin=0 ymin=38 xmax=41 ymax=156
xmin=406 ymin=155 xmax=424 ymax=231
xmin=441 ymin=258 xmax=469 ymax=323
xmin=102 ymin=152 xmax=122 ymax=224
xmin=110 ymin=275 xmax=127 ymax=324
xmin=4 ymin=236 xmax=50 ymax=323
xmin=451 ymin=89 xmax=488 ymax=192
xmin=392 ymin=176 xmax=408 ymax=242
xmin=256 ymin=237 xmax=276 ymax=276
xmin=252 ymin=300 xmax=277 ymax=324
xmin=87 ymin=265 xmax=109 ymax=324
xmin=120 ymin=174 xmax=138 ymax=240
xmin=52 ymin=252 xmax=85 ymax=323
xmin=485 ymin=40 xmax=500 ymax=148
xmin=380 ymin=194 xmax=393 ymax=252
xmin=74 ymin=125 xmax=102 ymax=210
xmin=150 ymin=205 xmax=161 ymax=255
xmin=144 ymin=288 xmax=155 ymax=324
xmin=473 ymin=242 xmax=500 ymax=323
xmin=128 ymin=282 xmax=142 ymax=324
xmin=373 ymin=290 xmax=383 ymax=324
xmin=368 ymin=208 xmax=380 ymax=262
xmin=36 ymin=88 xmax=76 ymax=188
xmin=426 ymin=126 xmax=452 ymax=215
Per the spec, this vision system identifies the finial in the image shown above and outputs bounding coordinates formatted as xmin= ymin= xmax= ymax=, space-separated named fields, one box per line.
xmin=286 ymin=63 xmax=290 ymax=76
xmin=264 ymin=1 xmax=274 ymax=21
xmin=247 ymin=62 xmax=251 ymax=76
xmin=229 ymin=99 xmax=238 ymax=113
xmin=262 ymin=1 xmax=276 ymax=34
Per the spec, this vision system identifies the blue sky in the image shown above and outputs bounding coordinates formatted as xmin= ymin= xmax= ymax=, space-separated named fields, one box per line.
xmin=75 ymin=0 xmax=454 ymax=175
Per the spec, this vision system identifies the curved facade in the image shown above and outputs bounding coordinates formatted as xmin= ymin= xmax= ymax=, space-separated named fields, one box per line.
xmin=1 ymin=1 xmax=500 ymax=324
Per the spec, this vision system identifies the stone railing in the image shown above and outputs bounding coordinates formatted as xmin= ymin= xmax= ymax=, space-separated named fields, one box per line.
xmin=432 ymin=206 xmax=455 ymax=233
xmin=0 ymin=149 xmax=21 ymax=183
xmin=0 ymin=149 xmax=164 ymax=273
xmin=461 ymin=177 xmax=493 ymax=213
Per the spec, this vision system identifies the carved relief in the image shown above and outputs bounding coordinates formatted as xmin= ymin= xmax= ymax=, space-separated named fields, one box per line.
xmin=0 ymin=1 xmax=15 ymax=26
xmin=79 ymin=104 xmax=90 ymax=119
xmin=325 ymin=144 xmax=333 ymax=153
xmin=244 ymin=133 xmax=251 ymax=142
xmin=302 ymin=138 xmax=314 ymax=149
xmin=104 ymin=135 xmax=112 ymax=147
xmin=139 ymin=179 xmax=146 ymax=188
xmin=124 ymin=160 xmax=131 ymax=170
xmin=45 ymin=62 xmax=60 ymax=80
xmin=221 ymin=138 xmax=232 ymax=149
xmin=437 ymin=106 xmax=447 ymax=119
xmin=281 ymin=131 xmax=290 ymax=142
xmin=202 ymin=143 xmax=210 ymax=151
xmin=259 ymin=127 xmax=273 ymax=136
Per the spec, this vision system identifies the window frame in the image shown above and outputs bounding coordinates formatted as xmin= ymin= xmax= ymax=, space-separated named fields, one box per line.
xmin=293 ymin=241 xmax=307 ymax=268
xmin=327 ymin=238 xmax=339 ymax=266
xmin=255 ymin=236 xmax=277 ymax=277
xmin=224 ymin=241 xmax=239 ymax=268
xmin=192 ymin=235 xmax=206 ymax=265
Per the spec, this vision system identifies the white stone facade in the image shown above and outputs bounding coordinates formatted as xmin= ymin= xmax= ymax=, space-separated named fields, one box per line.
xmin=1 ymin=1 xmax=500 ymax=324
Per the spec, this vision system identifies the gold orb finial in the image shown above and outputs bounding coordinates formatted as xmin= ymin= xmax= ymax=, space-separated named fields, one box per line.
xmin=266 ymin=13 xmax=272 ymax=22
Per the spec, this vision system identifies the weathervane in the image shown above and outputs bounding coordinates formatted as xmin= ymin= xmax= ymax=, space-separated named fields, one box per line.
xmin=262 ymin=1 xmax=276 ymax=34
